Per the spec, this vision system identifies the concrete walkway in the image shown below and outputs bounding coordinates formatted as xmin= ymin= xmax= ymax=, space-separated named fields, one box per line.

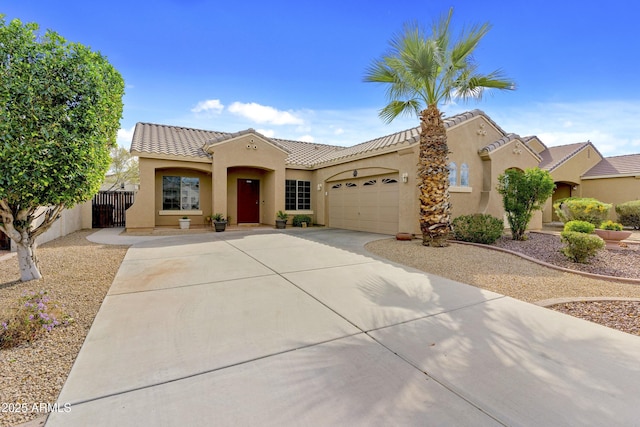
xmin=46 ymin=228 xmax=640 ymax=426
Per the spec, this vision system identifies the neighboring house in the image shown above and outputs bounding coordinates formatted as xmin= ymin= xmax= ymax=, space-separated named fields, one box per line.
xmin=126 ymin=110 xmax=640 ymax=235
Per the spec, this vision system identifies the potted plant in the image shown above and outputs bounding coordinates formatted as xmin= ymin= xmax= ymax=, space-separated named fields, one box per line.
xmin=594 ymin=220 xmax=632 ymax=249
xmin=211 ymin=213 xmax=227 ymax=232
xmin=275 ymin=210 xmax=288 ymax=229
xmin=179 ymin=216 xmax=191 ymax=230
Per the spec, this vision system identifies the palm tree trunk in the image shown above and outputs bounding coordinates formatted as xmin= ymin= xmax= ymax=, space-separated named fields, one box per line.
xmin=418 ymin=104 xmax=451 ymax=247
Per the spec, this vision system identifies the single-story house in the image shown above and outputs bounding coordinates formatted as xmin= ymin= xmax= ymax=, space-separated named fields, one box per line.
xmin=126 ymin=109 xmax=640 ymax=234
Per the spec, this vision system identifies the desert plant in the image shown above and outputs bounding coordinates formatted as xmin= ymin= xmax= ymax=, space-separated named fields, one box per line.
xmin=496 ymin=168 xmax=555 ymax=240
xmin=276 ymin=210 xmax=288 ymax=220
xmin=615 ymin=200 xmax=640 ymax=230
xmin=599 ymin=220 xmax=623 ymax=231
xmin=563 ymin=220 xmax=595 ymax=234
xmin=452 ymin=214 xmax=504 ymax=244
xmin=364 ymin=9 xmax=514 ymax=247
xmin=0 ymin=291 xmax=72 ymax=349
xmin=553 ymin=197 xmax=612 ymax=226
xmin=211 ymin=213 xmax=226 ymax=222
xmin=560 ymin=231 xmax=604 ymax=263
xmin=292 ymin=214 xmax=312 ymax=227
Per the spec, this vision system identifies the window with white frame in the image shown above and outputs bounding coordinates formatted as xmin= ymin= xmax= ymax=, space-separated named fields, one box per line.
xmin=285 ymin=180 xmax=311 ymax=210
xmin=162 ymin=176 xmax=200 ymax=210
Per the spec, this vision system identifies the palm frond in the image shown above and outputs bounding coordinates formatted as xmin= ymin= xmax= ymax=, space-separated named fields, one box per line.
xmin=379 ymin=99 xmax=421 ymax=124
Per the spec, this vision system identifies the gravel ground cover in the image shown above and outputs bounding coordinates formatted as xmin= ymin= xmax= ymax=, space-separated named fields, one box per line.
xmin=366 ymin=233 xmax=640 ymax=337
xmin=0 ymin=231 xmax=128 ymax=427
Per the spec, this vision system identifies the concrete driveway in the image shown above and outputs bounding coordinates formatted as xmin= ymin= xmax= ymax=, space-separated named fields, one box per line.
xmin=47 ymin=229 xmax=640 ymax=426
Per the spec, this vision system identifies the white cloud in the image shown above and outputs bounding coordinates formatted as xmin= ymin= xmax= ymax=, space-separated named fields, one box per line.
xmin=191 ymin=99 xmax=224 ymax=114
xmin=117 ymin=126 xmax=136 ymax=148
xmin=333 ymin=127 xmax=345 ymax=135
xmin=256 ymin=128 xmax=275 ymax=137
xmin=228 ymin=102 xmax=304 ymax=125
xmin=298 ymin=135 xmax=315 ymax=143
xmin=486 ymin=100 xmax=640 ymax=156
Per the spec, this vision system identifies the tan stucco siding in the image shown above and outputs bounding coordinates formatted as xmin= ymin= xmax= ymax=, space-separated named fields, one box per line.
xmin=210 ymin=135 xmax=287 ymax=225
xmin=581 ymin=176 xmax=640 ymax=220
xmin=126 ymin=158 xmax=212 ymax=230
xmin=154 ymin=168 xmax=212 ymax=227
xmin=314 ymin=151 xmax=408 ymax=230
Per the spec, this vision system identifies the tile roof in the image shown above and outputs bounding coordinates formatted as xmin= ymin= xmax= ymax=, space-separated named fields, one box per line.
xmin=582 ymin=154 xmax=640 ymax=177
xmin=130 ymin=110 xmax=506 ymax=167
xmin=131 ymin=123 xmax=222 ymax=159
xmin=478 ymin=133 xmax=542 ymax=161
xmin=538 ymin=142 xmax=599 ymax=172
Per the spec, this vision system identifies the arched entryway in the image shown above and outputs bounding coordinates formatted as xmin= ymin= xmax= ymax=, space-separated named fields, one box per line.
xmin=551 ymin=182 xmax=577 ymax=221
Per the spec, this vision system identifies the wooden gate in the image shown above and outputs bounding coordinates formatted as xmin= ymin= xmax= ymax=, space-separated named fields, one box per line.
xmin=92 ymin=191 xmax=135 ymax=228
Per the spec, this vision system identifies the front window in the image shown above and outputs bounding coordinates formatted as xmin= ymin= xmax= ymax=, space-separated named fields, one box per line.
xmin=460 ymin=163 xmax=469 ymax=186
xmin=448 ymin=162 xmax=457 ymax=186
xmin=163 ymin=176 xmax=200 ymax=210
xmin=285 ymin=180 xmax=311 ymax=210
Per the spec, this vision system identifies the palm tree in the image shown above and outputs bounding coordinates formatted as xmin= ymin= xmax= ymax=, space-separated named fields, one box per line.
xmin=364 ymin=8 xmax=515 ymax=247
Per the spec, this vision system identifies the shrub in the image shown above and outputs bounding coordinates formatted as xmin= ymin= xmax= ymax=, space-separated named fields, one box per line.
xmin=616 ymin=200 xmax=640 ymax=230
xmin=553 ymin=197 xmax=612 ymax=226
xmin=452 ymin=214 xmax=504 ymax=244
xmin=0 ymin=291 xmax=73 ymax=349
xmin=496 ymin=168 xmax=555 ymax=240
xmin=599 ymin=220 xmax=623 ymax=231
xmin=563 ymin=220 xmax=595 ymax=234
xmin=560 ymin=231 xmax=604 ymax=263
xmin=292 ymin=214 xmax=312 ymax=227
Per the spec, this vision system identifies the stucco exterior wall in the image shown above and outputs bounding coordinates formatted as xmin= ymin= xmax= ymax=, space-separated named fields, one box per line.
xmin=542 ymin=146 xmax=603 ymax=222
xmin=314 ymin=151 xmax=407 ymax=230
xmin=126 ymin=157 xmax=212 ymax=230
xmin=581 ymin=176 xmax=640 ymax=220
xmin=210 ymin=135 xmax=287 ymax=226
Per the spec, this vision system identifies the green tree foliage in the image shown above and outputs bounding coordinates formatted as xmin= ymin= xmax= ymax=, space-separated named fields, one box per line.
xmin=0 ymin=17 xmax=124 ymax=281
xmin=497 ymin=168 xmax=555 ymax=240
xmin=364 ymin=8 xmax=514 ymax=247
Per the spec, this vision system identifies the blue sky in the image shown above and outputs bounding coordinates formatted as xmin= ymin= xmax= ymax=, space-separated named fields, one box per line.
xmin=4 ymin=1 xmax=640 ymax=156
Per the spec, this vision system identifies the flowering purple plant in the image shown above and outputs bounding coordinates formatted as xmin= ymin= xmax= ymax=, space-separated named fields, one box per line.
xmin=0 ymin=290 xmax=73 ymax=349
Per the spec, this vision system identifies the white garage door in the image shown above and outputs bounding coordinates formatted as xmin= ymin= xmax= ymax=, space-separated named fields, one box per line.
xmin=328 ymin=174 xmax=399 ymax=235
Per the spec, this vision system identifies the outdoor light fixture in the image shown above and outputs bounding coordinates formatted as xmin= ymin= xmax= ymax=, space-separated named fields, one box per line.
xmin=317 ymin=184 xmax=323 ymax=191
xmin=402 ymin=172 xmax=409 ymax=183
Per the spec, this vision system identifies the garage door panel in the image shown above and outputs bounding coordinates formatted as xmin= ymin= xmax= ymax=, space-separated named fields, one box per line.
xmin=328 ymin=174 xmax=399 ymax=235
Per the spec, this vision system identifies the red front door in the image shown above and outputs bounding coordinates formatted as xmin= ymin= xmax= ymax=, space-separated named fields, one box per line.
xmin=237 ymin=179 xmax=260 ymax=223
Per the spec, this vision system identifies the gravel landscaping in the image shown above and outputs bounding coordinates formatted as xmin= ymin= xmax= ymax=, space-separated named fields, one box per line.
xmin=0 ymin=231 xmax=127 ymax=427
xmin=0 ymin=228 xmax=638 ymax=426
xmin=366 ymin=232 xmax=640 ymax=337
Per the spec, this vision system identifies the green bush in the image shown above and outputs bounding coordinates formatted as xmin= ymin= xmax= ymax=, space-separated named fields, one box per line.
xmin=563 ymin=220 xmax=595 ymax=234
xmin=616 ymin=200 xmax=640 ymax=230
xmin=560 ymin=231 xmax=604 ymax=263
xmin=553 ymin=197 xmax=612 ymax=226
xmin=599 ymin=220 xmax=623 ymax=231
xmin=452 ymin=214 xmax=504 ymax=244
xmin=292 ymin=214 xmax=312 ymax=227
xmin=496 ymin=168 xmax=555 ymax=241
